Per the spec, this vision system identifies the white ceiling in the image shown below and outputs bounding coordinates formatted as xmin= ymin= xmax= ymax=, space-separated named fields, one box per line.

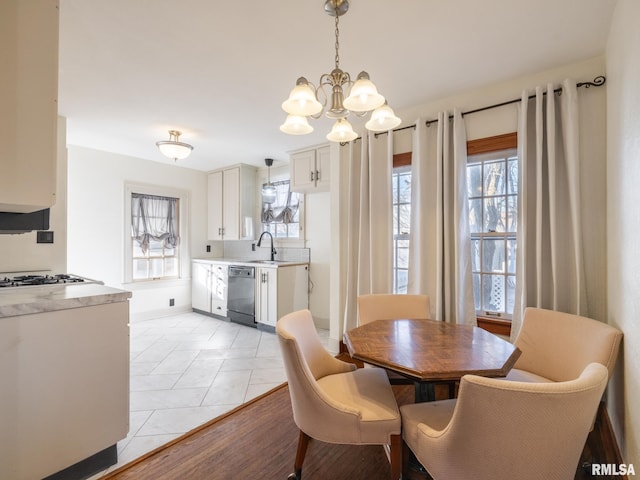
xmin=58 ymin=0 xmax=616 ymax=172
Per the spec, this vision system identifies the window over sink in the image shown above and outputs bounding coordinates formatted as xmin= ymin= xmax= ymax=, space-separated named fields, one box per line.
xmin=261 ymin=179 xmax=302 ymax=239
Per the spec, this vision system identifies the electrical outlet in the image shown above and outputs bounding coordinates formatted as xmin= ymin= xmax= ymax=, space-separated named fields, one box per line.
xmin=206 ymin=245 xmax=211 ymax=253
xmin=169 ymin=298 xmax=175 ymax=307
xmin=252 ymin=243 xmax=256 ymax=251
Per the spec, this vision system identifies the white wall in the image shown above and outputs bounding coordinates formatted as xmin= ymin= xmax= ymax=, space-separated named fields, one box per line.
xmin=0 ymin=117 xmax=67 ymax=274
xmin=328 ymin=56 xmax=608 ymax=349
xmin=67 ymin=146 xmax=208 ymax=319
xmin=606 ymin=0 xmax=640 ymax=466
xmin=305 ymin=191 xmax=331 ymax=328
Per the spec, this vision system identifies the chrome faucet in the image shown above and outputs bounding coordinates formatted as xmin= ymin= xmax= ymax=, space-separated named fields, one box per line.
xmin=257 ymin=231 xmax=277 ymax=261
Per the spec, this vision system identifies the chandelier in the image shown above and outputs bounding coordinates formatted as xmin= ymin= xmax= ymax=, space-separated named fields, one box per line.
xmin=156 ymin=130 xmax=194 ymax=161
xmin=279 ymin=0 xmax=400 ymax=143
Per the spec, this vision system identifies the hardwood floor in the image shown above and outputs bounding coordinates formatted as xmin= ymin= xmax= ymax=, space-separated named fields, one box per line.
xmin=102 ymin=355 xmax=623 ymax=480
xmin=103 ymin=384 xmax=414 ymax=480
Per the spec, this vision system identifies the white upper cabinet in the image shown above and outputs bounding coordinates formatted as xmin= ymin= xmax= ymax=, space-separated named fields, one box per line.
xmin=290 ymin=145 xmax=330 ymax=193
xmin=1 ymin=0 xmax=59 ymax=213
xmin=207 ymin=164 xmax=256 ymax=240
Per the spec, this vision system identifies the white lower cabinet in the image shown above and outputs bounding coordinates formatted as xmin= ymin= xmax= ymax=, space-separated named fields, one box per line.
xmin=0 ymin=300 xmax=129 ymax=479
xmin=256 ymin=264 xmax=309 ymax=328
xmin=192 ymin=261 xmax=228 ymax=317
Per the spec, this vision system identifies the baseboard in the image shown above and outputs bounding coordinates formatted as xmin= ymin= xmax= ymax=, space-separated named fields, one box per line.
xmin=43 ymin=445 xmax=117 ymax=480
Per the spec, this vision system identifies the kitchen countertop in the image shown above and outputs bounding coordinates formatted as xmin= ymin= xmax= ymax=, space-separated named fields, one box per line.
xmin=192 ymin=258 xmax=309 ymax=267
xmin=0 ymin=283 xmax=132 ymax=318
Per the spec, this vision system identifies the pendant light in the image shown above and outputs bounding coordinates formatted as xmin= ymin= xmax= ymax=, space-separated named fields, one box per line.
xmin=262 ymin=158 xmax=277 ymax=204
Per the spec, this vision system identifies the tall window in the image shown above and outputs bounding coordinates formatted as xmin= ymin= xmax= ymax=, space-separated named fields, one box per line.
xmin=467 ymin=137 xmax=518 ymax=318
xmin=131 ymin=193 xmax=180 ymax=280
xmin=261 ymin=179 xmax=301 ymax=239
xmin=392 ymin=165 xmax=411 ymax=293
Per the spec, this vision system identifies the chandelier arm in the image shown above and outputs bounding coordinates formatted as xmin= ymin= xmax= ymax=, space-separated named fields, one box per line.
xmin=319 ymin=73 xmax=334 ymax=88
xmin=312 ymin=77 xmax=332 ymax=119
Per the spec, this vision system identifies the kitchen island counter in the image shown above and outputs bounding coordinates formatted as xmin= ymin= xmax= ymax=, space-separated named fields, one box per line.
xmin=0 ymin=283 xmax=131 ymax=318
xmin=0 ymin=280 xmax=131 ymax=479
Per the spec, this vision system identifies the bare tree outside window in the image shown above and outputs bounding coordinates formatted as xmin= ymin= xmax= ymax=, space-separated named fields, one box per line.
xmin=468 ymin=149 xmax=518 ymax=317
xmin=392 ymin=165 xmax=411 ymax=293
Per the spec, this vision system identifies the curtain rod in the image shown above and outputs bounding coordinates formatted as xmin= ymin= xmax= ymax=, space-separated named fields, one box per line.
xmin=367 ymin=75 xmax=606 ymax=138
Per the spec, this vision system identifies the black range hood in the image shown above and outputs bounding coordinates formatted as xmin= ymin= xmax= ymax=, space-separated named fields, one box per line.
xmin=0 ymin=209 xmax=50 ymax=234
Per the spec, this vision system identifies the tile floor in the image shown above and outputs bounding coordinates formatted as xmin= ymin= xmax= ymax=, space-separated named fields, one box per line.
xmin=92 ymin=311 xmax=331 ymax=477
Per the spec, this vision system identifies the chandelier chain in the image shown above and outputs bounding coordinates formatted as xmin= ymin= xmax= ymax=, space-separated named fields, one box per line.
xmin=334 ymin=13 xmax=340 ymax=69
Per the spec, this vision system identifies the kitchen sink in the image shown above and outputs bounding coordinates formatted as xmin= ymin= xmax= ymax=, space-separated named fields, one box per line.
xmin=247 ymin=260 xmax=283 ymax=264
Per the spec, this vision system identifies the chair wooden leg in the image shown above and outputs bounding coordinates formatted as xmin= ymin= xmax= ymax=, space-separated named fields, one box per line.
xmin=448 ymin=381 xmax=456 ymax=399
xmin=290 ymin=430 xmax=311 ymax=480
xmin=402 ymin=439 xmax=411 ymax=478
xmin=389 ymin=434 xmax=402 ymax=480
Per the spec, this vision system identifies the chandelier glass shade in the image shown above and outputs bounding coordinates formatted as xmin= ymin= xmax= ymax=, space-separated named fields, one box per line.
xmin=280 ymin=0 xmax=401 ymax=142
xmin=326 ymin=118 xmax=358 ymax=142
xmin=365 ymin=101 xmax=402 ymax=132
xmin=156 ymin=130 xmax=193 ymax=161
xmin=279 ymin=114 xmax=314 ymax=135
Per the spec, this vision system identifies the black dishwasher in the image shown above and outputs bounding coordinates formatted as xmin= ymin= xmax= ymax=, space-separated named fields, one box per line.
xmin=227 ymin=265 xmax=256 ymax=328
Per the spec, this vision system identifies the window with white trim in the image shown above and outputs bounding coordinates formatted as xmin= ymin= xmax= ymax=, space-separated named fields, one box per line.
xmin=261 ymin=179 xmax=301 ymax=239
xmin=131 ymin=193 xmax=180 ymax=280
xmin=467 ymin=146 xmax=518 ymax=318
xmin=124 ymin=184 xmax=189 ymax=283
xmin=392 ymin=164 xmax=411 ymax=293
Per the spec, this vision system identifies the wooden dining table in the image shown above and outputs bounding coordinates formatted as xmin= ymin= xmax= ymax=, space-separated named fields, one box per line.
xmin=343 ymin=318 xmax=521 ymax=402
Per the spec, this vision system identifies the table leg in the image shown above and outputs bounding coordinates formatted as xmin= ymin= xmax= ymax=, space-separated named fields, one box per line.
xmin=414 ymin=382 xmax=435 ymax=402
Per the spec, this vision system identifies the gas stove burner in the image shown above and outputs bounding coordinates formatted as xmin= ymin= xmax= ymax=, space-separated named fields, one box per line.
xmin=0 ymin=274 xmax=87 ymax=287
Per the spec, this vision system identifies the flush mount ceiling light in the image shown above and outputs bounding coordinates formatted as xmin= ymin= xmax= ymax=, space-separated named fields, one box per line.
xmin=262 ymin=158 xmax=277 ymax=204
xmin=156 ymin=130 xmax=194 ymax=161
xmin=279 ymin=0 xmax=401 ymax=143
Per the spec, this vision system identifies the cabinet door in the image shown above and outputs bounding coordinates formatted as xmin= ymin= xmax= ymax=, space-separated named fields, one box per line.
xmin=314 ymin=146 xmax=331 ymax=192
xmin=290 ymin=150 xmax=316 ymax=193
xmin=207 ymin=172 xmax=224 ymax=240
xmin=257 ymin=268 xmax=278 ymax=327
xmin=222 ymin=167 xmax=240 ymax=240
xmin=1 ymin=0 xmax=58 ymax=212
xmin=276 ymin=265 xmax=309 ymax=318
xmin=192 ymin=262 xmax=212 ymax=312
xmin=210 ymin=264 xmax=228 ymax=316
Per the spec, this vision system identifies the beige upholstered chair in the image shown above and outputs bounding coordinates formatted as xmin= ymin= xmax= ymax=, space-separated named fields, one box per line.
xmin=277 ymin=309 xmax=402 ymax=480
xmin=357 ymin=293 xmax=431 ymax=325
xmin=401 ymin=363 xmax=609 ymax=480
xmin=507 ymin=307 xmax=623 ymax=382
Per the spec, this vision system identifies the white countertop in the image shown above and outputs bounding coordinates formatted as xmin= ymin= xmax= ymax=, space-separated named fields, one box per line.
xmin=192 ymin=257 xmax=309 ymax=267
xmin=0 ymin=283 xmax=132 ymax=318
